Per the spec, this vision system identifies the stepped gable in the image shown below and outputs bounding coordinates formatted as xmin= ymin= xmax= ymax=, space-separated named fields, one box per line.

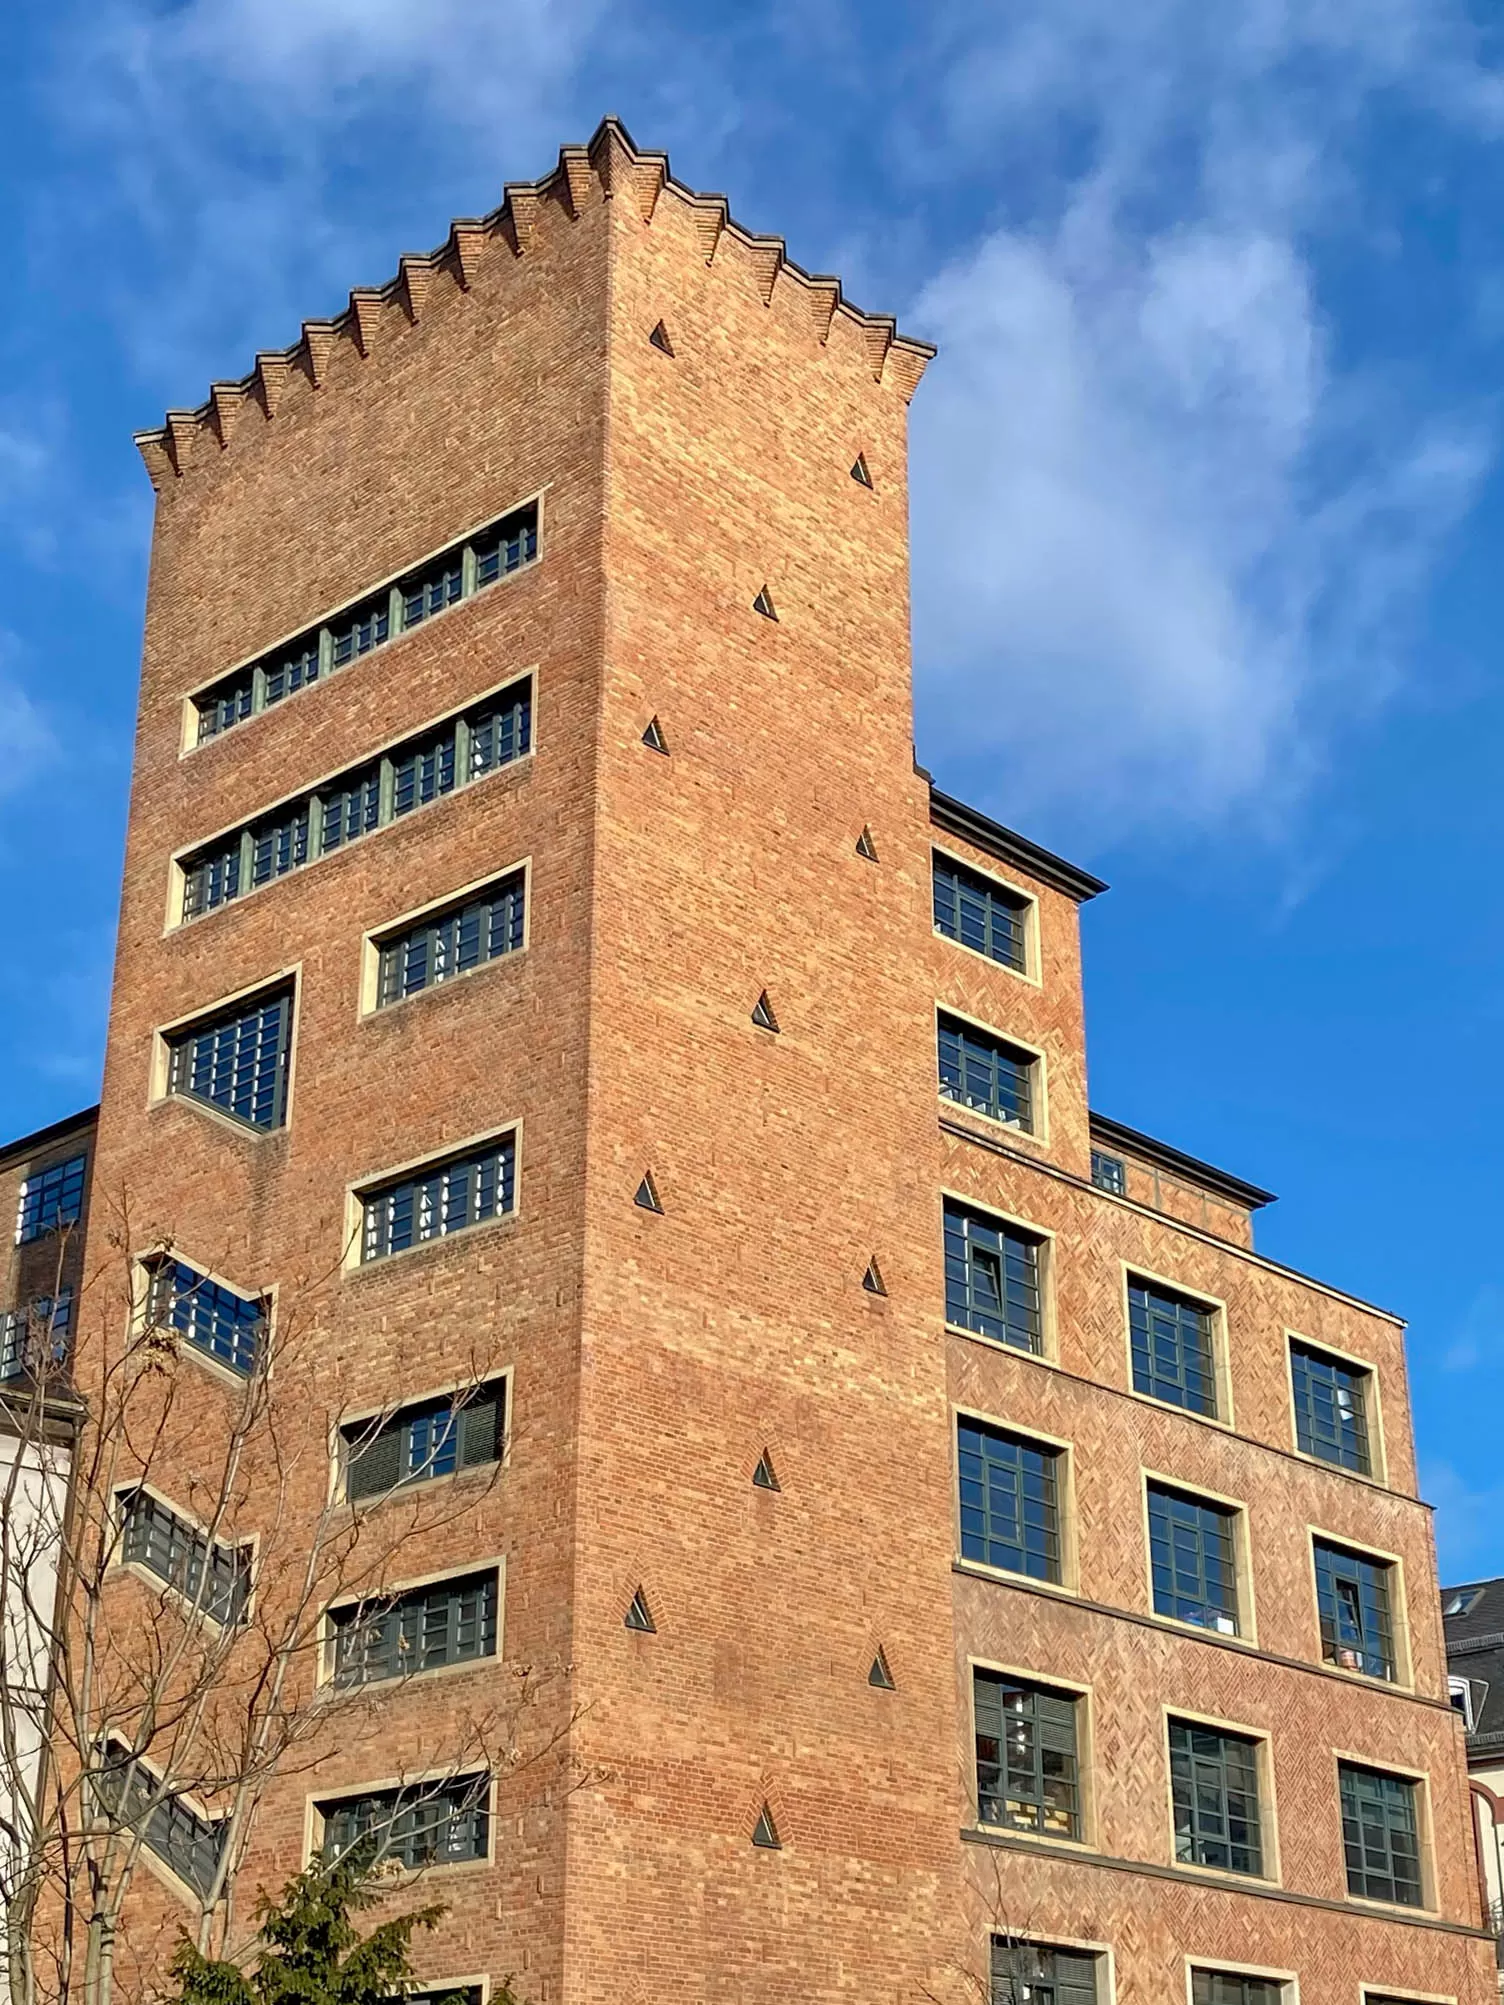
xmin=134 ymin=116 xmax=937 ymax=490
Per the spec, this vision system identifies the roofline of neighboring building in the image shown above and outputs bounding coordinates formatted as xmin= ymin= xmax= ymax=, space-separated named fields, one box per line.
xmin=0 ymin=1104 xmax=100 ymax=1174
xmin=927 ymin=785 xmax=1109 ymax=904
xmin=1088 ymin=1112 xmax=1278 ymax=1212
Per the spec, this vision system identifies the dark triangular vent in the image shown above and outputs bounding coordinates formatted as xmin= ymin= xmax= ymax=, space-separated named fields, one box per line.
xmin=625 ymin=1587 xmax=656 ymax=1633
xmin=642 ymin=715 xmax=669 ymax=754
xmin=752 ymin=1451 xmax=780 ymax=1492
xmin=868 ymin=1648 xmax=895 ymax=1689
xmin=855 ymin=824 xmax=878 ymax=861
xmin=862 ymin=1257 xmax=887 ymax=1297
xmin=649 ymin=320 xmax=674 ymax=355
xmin=634 ymin=1171 xmax=663 ymax=1214
xmin=752 ymin=586 xmax=778 ymax=621
xmin=751 ymin=991 xmax=779 ymax=1033
xmin=850 ymin=453 xmax=873 ymax=488
xmin=751 ymin=1804 xmax=781 ymax=1849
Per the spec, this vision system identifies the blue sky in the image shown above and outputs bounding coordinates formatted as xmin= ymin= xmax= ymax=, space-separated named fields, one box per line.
xmin=2 ymin=0 xmax=1502 ymax=1574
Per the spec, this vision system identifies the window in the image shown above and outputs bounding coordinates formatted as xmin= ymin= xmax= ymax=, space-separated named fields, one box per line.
xmin=957 ymin=1420 xmax=1062 ymax=1582
xmin=375 ymin=870 xmax=525 ymax=1007
xmin=1190 ymin=1974 xmax=1284 ymax=2005
xmin=343 ymin=1381 xmax=505 ymax=1501
xmin=0 ymin=1289 xmax=72 ymax=1381
xmin=1090 ymin=1150 xmax=1126 ymax=1196
xmin=1129 ymin=1278 xmax=1218 ymax=1418
xmin=1444 ymin=1586 xmax=1483 ymax=1617
xmin=1339 ymin=1762 xmax=1423 ymax=1906
xmin=1148 ymin=1484 xmax=1240 ymax=1635
xmin=15 ymin=1152 xmax=87 ymax=1244
xmin=165 ymin=986 xmax=292 ymax=1131
xmin=938 ymin=1015 xmax=1036 ymax=1133
xmin=96 ymin=1744 xmax=227 ymax=1898
xmin=329 ymin=1568 xmax=498 ymax=1685
xmin=932 ymin=855 xmax=1028 ymax=973
xmin=973 ymin=1669 xmax=1081 ymax=1840
xmin=398 ymin=1992 xmax=484 ymax=2005
xmin=943 ymin=1200 xmax=1044 ymax=1353
xmin=192 ymin=501 xmax=539 ymax=743
xmin=1449 ymin=1676 xmax=1477 ymax=1730
xmin=358 ymin=1137 xmax=516 ymax=1264
xmin=1289 ymin=1340 xmax=1372 ymax=1474
xmin=1169 ymin=1720 xmax=1264 ymax=1876
xmin=990 ymin=1940 xmax=1099 ymax=2004
xmin=119 ymin=1489 xmax=250 ymax=1626
xmin=144 ymin=1258 xmax=267 ymax=1378
xmin=319 ymin=1774 xmax=490 ymax=1870
xmin=178 ymin=679 xmax=532 ymax=922
xmin=1314 ymin=1540 xmax=1396 ymax=1680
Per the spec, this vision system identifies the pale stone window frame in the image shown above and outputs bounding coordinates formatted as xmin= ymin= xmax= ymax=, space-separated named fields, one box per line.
xmin=1119 ymin=1260 xmax=1235 ymax=1434
xmin=316 ymin=1553 xmax=506 ymax=1692
xmin=1160 ymin=1699 xmax=1284 ymax=1890
xmin=302 ymin=1766 xmax=498 ymax=1877
xmin=1181 ymin=1955 xmax=1299 ymax=2005
xmin=1331 ymin=1747 xmax=1439 ymax=1916
xmin=934 ymin=999 xmax=1050 ymax=1149
xmin=930 ymin=844 xmax=1043 ymax=989
xmin=940 ymin=1184 xmax=1059 ymax=1365
xmin=340 ymin=1120 xmax=523 ymax=1275
xmin=1284 ymin=1327 xmax=1388 ymax=1486
xmin=148 ymin=964 xmax=303 ymax=1137
xmin=109 ymin=1476 xmax=259 ymax=1633
xmin=1140 ymin=1467 xmax=1260 ymax=1649
xmin=951 ymin=1398 xmax=1080 ymax=1597
xmin=332 ymin=1366 xmax=514 ymax=1506
xmin=1305 ymin=1525 xmax=1414 ymax=1690
xmin=128 ymin=1246 xmax=277 ymax=1394
xmin=965 ymin=1650 xmax=1096 ymax=1853
xmin=358 ymin=858 xmax=532 ymax=1019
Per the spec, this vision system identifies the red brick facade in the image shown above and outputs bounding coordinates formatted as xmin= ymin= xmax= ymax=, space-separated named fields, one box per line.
xmin=64 ymin=119 xmax=1493 ymax=2003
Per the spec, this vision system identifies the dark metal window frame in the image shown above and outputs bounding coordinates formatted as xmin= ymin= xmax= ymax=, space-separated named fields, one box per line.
xmin=327 ymin=1566 xmax=500 ymax=1686
xmin=190 ymin=499 xmax=541 ymax=745
xmin=118 ymin=1486 xmax=251 ymax=1627
xmin=1289 ymin=1338 xmax=1373 ymax=1475
xmin=318 ymin=1772 xmax=491 ymax=1872
xmin=1090 ymin=1150 xmax=1127 ymax=1195
xmin=1148 ymin=1482 xmax=1242 ymax=1635
xmin=0 ymin=1288 xmax=73 ymax=1381
xmin=1168 ymin=1717 xmax=1265 ymax=1877
xmin=372 ymin=866 xmax=527 ymax=1011
xmin=1314 ymin=1539 xmax=1397 ymax=1681
xmin=973 ymin=1667 xmax=1083 ymax=1841
xmin=143 ymin=1256 xmax=268 ymax=1379
xmin=932 ymin=850 xmax=1032 ymax=976
xmin=15 ymin=1151 xmax=88 ymax=1244
xmin=1338 ymin=1761 xmax=1424 ymax=1907
xmin=356 ymin=1135 xmax=517 ymax=1266
xmin=990 ymin=1937 xmax=1100 ymax=2004
xmin=943 ymin=1198 xmax=1046 ymax=1354
xmin=1190 ymin=1972 xmax=1285 ymax=2005
xmin=1128 ymin=1275 xmax=1220 ymax=1418
xmin=96 ymin=1741 xmax=227 ymax=1898
xmin=342 ymin=1379 xmax=507 ymax=1503
xmin=163 ymin=983 xmax=293 ymax=1133
xmin=957 ymin=1417 xmax=1063 ymax=1583
xmin=938 ymin=1012 xmax=1039 ymax=1134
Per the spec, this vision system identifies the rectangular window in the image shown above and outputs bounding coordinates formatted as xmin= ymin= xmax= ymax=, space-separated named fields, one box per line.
xmin=1191 ymin=1975 xmax=1283 ymax=2005
xmin=343 ymin=1381 xmax=505 ymax=1502
xmin=319 ymin=1773 xmax=490 ymax=1870
xmin=938 ymin=1015 xmax=1036 ymax=1132
xmin=358 ymin=1138 xmax=515 ymax=1264
xmin=145 ymin=1258 xmax=267 ymax=1378
xmin=1314 ymin=1541 xmax=1396 ymax=1680
xmin=943 ymin=1200 xmax=1044 ymax=1353
xmin=120 ymin=1489 xmax=250 ymax=1626
xmin=178 ymin=679 xmax=532 ymax=922
xmin=15 ymin=1152 xmax=87 ymax=1244
xmin=96 ymin=1745 xmax=227 ymax=1898
xmin=932 ymin=855 xmax=1028 ymax=973
xmin=165 ymin=986 xmax=292 ymax=1132
xmin=1129 ymin=1278 xmax=1218 ymax=1418
xmin=957 ymin=1419 xmax=1062 ymax=1582
xmin=1449 ymin=1676 xmax=1477 ymax=1730
xmin=1339 ymin=1762 xmax=1423 ymax=1906
xmin=1169 ymin=1719 xmax=1264 ymax=1876
xmin=973 ymin=1669 xmax=1081 ymax=1840
xmin=1090 ymin=1150 xmax=1126 ymax=1195
xmin=398 ymin=1992 xmax=484 ymax=2005
xmin=330 ymin=1568 xmax=498 ymax=1686
xmin=192 ymin=501 xmax=539 ymax=743
xmin=0 ymin=1289 xmax=72 ymax=1381
xmin=376 ymin=870 xmax=525 ymax=1008
xmin=991 ymin=1940 xmax=1099 ymax=2005
xmin=1148 ymin=1484 xmax=1240 ymax=1634
xmin=1290 ymin=1340 xmax=1372 ymax=1474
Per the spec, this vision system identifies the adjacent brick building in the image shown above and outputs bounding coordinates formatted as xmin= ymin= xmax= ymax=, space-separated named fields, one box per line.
xmin=26 ymin=118 xmax=1496 ymax=2002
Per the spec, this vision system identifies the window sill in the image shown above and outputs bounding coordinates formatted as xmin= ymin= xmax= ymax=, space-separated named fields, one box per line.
xmin=343 ymin=1208 xmax=519 ymax=1281
xmin=933 ymin=927 xmax=1041 ymax=991
xmin=944 ymin=1319 xmax=1057 ymax=1369
xmin=939 ymin=1096 xmax=1049 ymax=1152
xmin=967 ymin=1819 xmax=1090 ymax=1854
xmin=954 ymin=1555 xmax=1076 ymax=1602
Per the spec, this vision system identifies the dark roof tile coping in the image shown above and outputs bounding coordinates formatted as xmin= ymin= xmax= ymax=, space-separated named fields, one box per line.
xmin=927 ymin=787 xmax=1108 ymax=904
xmin=1089 ymin=1111 xmax=1277 ymax=1213
xmin=0 ymin=1105 xmax=99 ymax=1175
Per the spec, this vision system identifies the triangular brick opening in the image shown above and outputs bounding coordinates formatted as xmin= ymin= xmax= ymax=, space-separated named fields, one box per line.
xmin=868 ymin=1647 xmax=896 ymax=1690
xmin=752 ymin=1450 xmax=780 ymax=1492
xmin=642 ymin=714 xmax=669 ymax=755
xmin=850 ymin=452 xmax=873 ymax=488
xmin=855 ymin=824 xmax=878 ymax=861
xmin=751 ymin=990 xmax=779 ymax=1033
xmin=634 ymin=1171 xmax=663 ymax=1214
xmin=649 ymin=320 xmax=674 ymax=355
xmin=751 ymin=1804 xmax=782 ymax=1849
xmin=752 ymin=586 xmax=778 ymax=621
xmin=862 ymin=1257 xmax=887 ymax=1297
xmin=625 ymin=1587 xmax=656 ymax=1633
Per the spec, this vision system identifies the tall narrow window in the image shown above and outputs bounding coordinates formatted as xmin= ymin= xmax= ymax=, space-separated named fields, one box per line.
xmin=1129 ymin=1278 xmax=1218 ymax=1417
xmin=15 ymin=1153 xmax=87 ymax=1244
xmin=119 ymin=1489 xmax=251 ymax=1626
xmin=938 ymin=1015 xmax=1037 ymax=1132
xmin=973 ymin=1670 xmax=1081 ymax=1840
xmin=375 ymin=871 xmax=526 ymax=1007
xmin=342 ymin=1381 xmax=505 ymax=1502
xmin=1148 ymin=1484 xmax=1240 ymax=1635
xmin=990 ymin=1940 xmax=1099 ymax=2004
xmin=319 ymin=1775 xmax=490 ymax=1869
xmin=943 ymin=1200 xmax=1044 ymax=1353
xmin=957 ymin=1419 xmax=1062 ymax=1582
xmin=165 ymin=986 xmax=292 ymax=1132
xmin=96 ymin=1745 xmax=227 ymax=1898
xmin=329 ymin=1569 xmax=498 ymax=1686
xmin=0 ymin=1290 xmax=72 ymax=1381
xmin=1314 ymin=1541 xmax=1396 ymax=1680
xmin=1338 ymin=1762 xmax=1423 ymax=1906
xmin=1190 ymin=1974 xmax=1284 ymax=2005
xmin=144 ymin=1258 xmax=267 ymax=1378
xmin=358 ymin=1136 xmax=516 ymax=1264
xmin=1290 ymin=1340 xmax=1372 ymax=1474
xmin=1168 ymin=1720 xmax=1264 ymax=1876
xmin=932 ymin=855 xmax=1028 ymax=973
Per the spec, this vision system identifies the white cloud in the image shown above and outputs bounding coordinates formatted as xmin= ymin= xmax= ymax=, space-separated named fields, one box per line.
xmin=0 ymin=652 xmax=55 ymax=793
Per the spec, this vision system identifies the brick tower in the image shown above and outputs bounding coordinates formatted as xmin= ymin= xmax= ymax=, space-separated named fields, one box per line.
xmin=79 ymin=120 xmax=1492 ymax=2005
